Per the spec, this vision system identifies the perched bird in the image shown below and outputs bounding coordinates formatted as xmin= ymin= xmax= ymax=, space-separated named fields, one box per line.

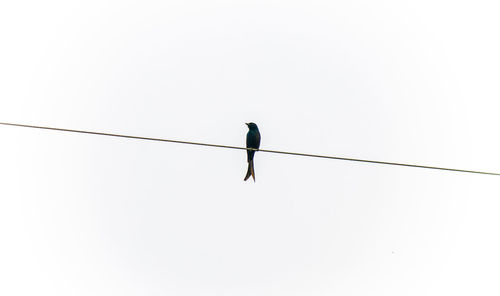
xmin=244 ymin=122 xmax=261 ymax=182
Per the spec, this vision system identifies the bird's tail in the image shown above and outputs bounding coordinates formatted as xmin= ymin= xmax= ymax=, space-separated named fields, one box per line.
xmin=244 ymin=160 xmax=255 ymax=182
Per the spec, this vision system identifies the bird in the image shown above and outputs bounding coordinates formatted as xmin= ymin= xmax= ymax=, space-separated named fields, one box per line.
xmin=244 ymin=122 xmax=261 ymax=182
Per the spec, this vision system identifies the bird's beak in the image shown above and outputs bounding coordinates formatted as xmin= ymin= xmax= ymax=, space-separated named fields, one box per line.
xmin=245 ymin=123 xmax=249 ymax=126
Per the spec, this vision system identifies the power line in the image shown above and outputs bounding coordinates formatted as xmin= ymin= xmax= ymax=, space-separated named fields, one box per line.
xmin=1 ymin=121 xmax=498 ymax=176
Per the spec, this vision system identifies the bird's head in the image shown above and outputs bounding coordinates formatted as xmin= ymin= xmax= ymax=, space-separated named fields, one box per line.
xmin=245 ymin=122 xmax=259 ymax=130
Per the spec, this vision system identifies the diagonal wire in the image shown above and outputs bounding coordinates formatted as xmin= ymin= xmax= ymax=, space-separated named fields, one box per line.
xmin=1 ymin=121 xmax=499 ymax=176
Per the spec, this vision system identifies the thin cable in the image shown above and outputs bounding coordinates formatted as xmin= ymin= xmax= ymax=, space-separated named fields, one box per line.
xmin=1 ymin=121 xmax=498 ymax=176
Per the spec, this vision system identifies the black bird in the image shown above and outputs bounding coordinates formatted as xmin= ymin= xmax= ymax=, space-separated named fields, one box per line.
xmin=244 ymin=122 xmax=261 ymax=182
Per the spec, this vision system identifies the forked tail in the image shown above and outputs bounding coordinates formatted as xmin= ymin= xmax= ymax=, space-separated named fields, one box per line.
xmin=244 ymin=160 xmax=255 ymax=182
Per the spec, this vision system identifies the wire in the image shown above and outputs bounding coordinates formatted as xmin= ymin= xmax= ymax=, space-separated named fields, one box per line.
xmin=1 ymin=121 xmax=499 ymax=176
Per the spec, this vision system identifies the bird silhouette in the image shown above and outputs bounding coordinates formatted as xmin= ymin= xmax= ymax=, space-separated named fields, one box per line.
xmin=244 ymin=122 xmax=261 ymax=182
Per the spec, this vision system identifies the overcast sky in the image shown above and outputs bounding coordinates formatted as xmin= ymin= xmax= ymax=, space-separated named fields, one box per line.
xmin=1 ymin=0 xmax=500 ymax=295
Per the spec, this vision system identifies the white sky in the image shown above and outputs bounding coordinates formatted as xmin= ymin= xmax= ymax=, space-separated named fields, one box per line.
xmin=1 ymin=0 xmax=500 ymax=295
